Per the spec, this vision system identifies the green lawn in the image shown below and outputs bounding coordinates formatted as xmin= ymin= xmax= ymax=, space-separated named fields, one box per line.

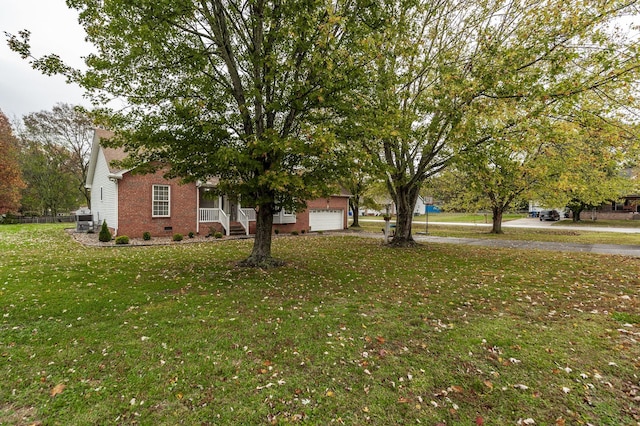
xmin=360 ymin=212 xmax=527 ymax=224
xmin=1 ymin=224 xmax=639 ymax=425
xmin=554 ymin=219 xmax=640 ymax=229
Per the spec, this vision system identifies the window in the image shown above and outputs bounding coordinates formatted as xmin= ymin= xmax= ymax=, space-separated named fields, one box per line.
xmin=152 ymin=185 xmax=170 ymax=217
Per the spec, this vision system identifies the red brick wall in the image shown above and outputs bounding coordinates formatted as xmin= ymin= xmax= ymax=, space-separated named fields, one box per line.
xmin=273 ymin=196 xmax=349 ymax=233
xmin=117 ymin=171 xmax=198 ymax=238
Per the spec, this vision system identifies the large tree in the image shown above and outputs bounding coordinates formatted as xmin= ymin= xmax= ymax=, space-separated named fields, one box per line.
xmin=18 ymin=139 xmax=80 ymax=216
xmin=536 ymin=118 xmax=639 ymax=221
xmin=360 ymin=0 xmax=640 ymax=246
xmin=0 ymin=111 xmax=25 ymax=214
xmin=431 ymin=106 xmax=639 ymax=231
xmin=8 ymin=0 xmax=377 ymax=266
xmin=22 ymin=103 xmax=94 ymax=208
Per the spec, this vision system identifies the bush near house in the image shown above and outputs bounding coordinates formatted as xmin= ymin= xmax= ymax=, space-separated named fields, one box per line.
xmin=115 ymin=235 xmax=129 ymax=245
xmin=98 ymin=221 xmax=111 ymax=242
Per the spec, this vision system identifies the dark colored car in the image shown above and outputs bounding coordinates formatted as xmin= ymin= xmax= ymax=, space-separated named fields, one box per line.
xmin=539 ymin=209 xmax=560 ymax=221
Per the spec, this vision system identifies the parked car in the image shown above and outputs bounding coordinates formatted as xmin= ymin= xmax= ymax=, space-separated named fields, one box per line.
xmin=539 ymin=209 xmax=560 ymax=221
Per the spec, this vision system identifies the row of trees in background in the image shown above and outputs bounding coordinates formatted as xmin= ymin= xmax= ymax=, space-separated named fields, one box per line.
xmin=0 ymin=104 xmax=93 ymax=217
xmin=7 ymin=0 xmax=640 ymax=265
xmin=427 ymin=116 xmax=639 ymax=232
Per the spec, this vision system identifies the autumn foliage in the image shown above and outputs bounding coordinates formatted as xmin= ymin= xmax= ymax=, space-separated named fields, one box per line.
xmin=0 ymin=111 xmax=25 ymax=214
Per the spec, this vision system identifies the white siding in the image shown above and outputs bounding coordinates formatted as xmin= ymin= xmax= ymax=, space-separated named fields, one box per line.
xmin=273 ymin=210 xmax=296 ymax=224
xmin=89 ymin=147 xmax=119 ymax=232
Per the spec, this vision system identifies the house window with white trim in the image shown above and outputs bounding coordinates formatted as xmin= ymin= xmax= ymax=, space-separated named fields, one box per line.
xmin=152 ymin=185 xmax=170 ymax=217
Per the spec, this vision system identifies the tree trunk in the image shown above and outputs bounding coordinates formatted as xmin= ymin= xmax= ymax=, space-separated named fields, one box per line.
xmin=572 ymin=209 xmax=582 ymax=222
xmin=491 ymin=207 xmax=503 ymax=234
xmin=570 ymin=205 xmax=583 ymax=222
xmin=239 ymin=202 xmax=284 ymax=268
xmin=389 ymin=185 xmax=419 ymax=247
xmin=83 ymin=186 xmax=91 ymax=209
xmin=349 ymin=197 xmax=360 ymax=227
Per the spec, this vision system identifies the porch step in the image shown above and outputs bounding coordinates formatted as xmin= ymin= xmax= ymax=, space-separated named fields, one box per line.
xmin=228 ymin=223 xmax=246 ymax=236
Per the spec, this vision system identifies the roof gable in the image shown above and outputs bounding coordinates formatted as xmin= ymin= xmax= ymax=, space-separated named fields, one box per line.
xmin=85 ymin=129 xmax=130 ymax=188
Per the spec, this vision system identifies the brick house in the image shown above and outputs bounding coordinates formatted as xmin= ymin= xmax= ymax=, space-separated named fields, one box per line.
xmin=85 ymin=129 xmax=350 ymax=237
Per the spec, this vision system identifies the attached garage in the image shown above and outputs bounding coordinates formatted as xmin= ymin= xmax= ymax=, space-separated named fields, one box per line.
xmin=309 ymin=209 xmax=344 ymax=231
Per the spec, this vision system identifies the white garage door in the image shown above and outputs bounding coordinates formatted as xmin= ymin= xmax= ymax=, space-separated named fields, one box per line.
xmin=309 ymin=209 xmax=344 ymax=231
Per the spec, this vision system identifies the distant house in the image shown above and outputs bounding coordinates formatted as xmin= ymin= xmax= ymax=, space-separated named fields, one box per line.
xmin=85 ymin=129 xmax=350 ymax=237
xmin=596 ymin=195 xmax=640 ymax=218
xmin=594 ymin=167 xmax=640 ymax=219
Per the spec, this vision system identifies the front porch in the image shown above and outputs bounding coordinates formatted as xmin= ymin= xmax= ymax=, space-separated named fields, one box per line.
xmin=198 ymin=191 xmax=256 ymax=236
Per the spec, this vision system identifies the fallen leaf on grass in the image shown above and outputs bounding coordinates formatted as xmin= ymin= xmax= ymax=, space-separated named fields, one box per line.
xmin=484 ymin=380 xmax=494 ymax=390
xmin=50 ymin=383 xmax=66 ymax=397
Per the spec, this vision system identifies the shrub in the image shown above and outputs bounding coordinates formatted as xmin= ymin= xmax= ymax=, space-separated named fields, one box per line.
xmin=214 ymin=232 xmax=223 ymax=239
xmin=99 ymin=221 xmax=112 ymax=242
xmin=115 ymin=235 xmax=130 ymax=245
xmin=188 ymin=231 xmax=195 ymax=238
xmin=291 ymin=230 xmax=299 ymax=236
xmin=274 ymin=229 xmax=280 ymax=235
xmin=142 ymin=231 xmax=151 ymax=241
xmin=301 ymin=229 xmax=306 ymax=234
xmin=1 ymin=213 xmax=18 ymax=224
xmin=173 ymin=233 xmax=183 ymax=242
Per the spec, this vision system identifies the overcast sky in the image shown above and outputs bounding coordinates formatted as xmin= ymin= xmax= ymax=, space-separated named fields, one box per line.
xmin=0 ymin=0 xmax=91 ymax=120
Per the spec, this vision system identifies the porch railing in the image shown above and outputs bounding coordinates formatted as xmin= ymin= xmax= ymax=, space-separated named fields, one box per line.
xmin=199 ymin=208 xmax=228 ymax=235
xmin=240 ymin=208 xmax=256 ymax=221
xmin=219 ymin=209 xmax=230 ymax=235
xmin=199 ymin=208 xmax=220 ymax=223
xmin=199 ymin=207 xmax=255 ymax=236
xmin=237 ymin=208 xmax=250 ymax=235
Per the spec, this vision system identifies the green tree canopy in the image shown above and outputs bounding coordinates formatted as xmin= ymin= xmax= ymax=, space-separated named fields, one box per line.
xmin=23 ymin=103 xmax=94 ymax=208
xmin=18 ymin=139 xmax=80 ymax=217
xmin=8 ymin=0 xmax=379 ymax=266
xmin=535 ymin=116 xmax=639 ymax=220
xmin=357 ymin=0 xmax=640 ymax=246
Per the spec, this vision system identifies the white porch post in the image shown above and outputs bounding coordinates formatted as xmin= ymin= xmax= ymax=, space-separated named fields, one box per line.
xmin=196 ymin=185 xmax=200 ymax=234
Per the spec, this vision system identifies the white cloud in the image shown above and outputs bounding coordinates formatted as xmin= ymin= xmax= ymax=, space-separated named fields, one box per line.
xmin=0 ymin=0 xmax=91 ymax=118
